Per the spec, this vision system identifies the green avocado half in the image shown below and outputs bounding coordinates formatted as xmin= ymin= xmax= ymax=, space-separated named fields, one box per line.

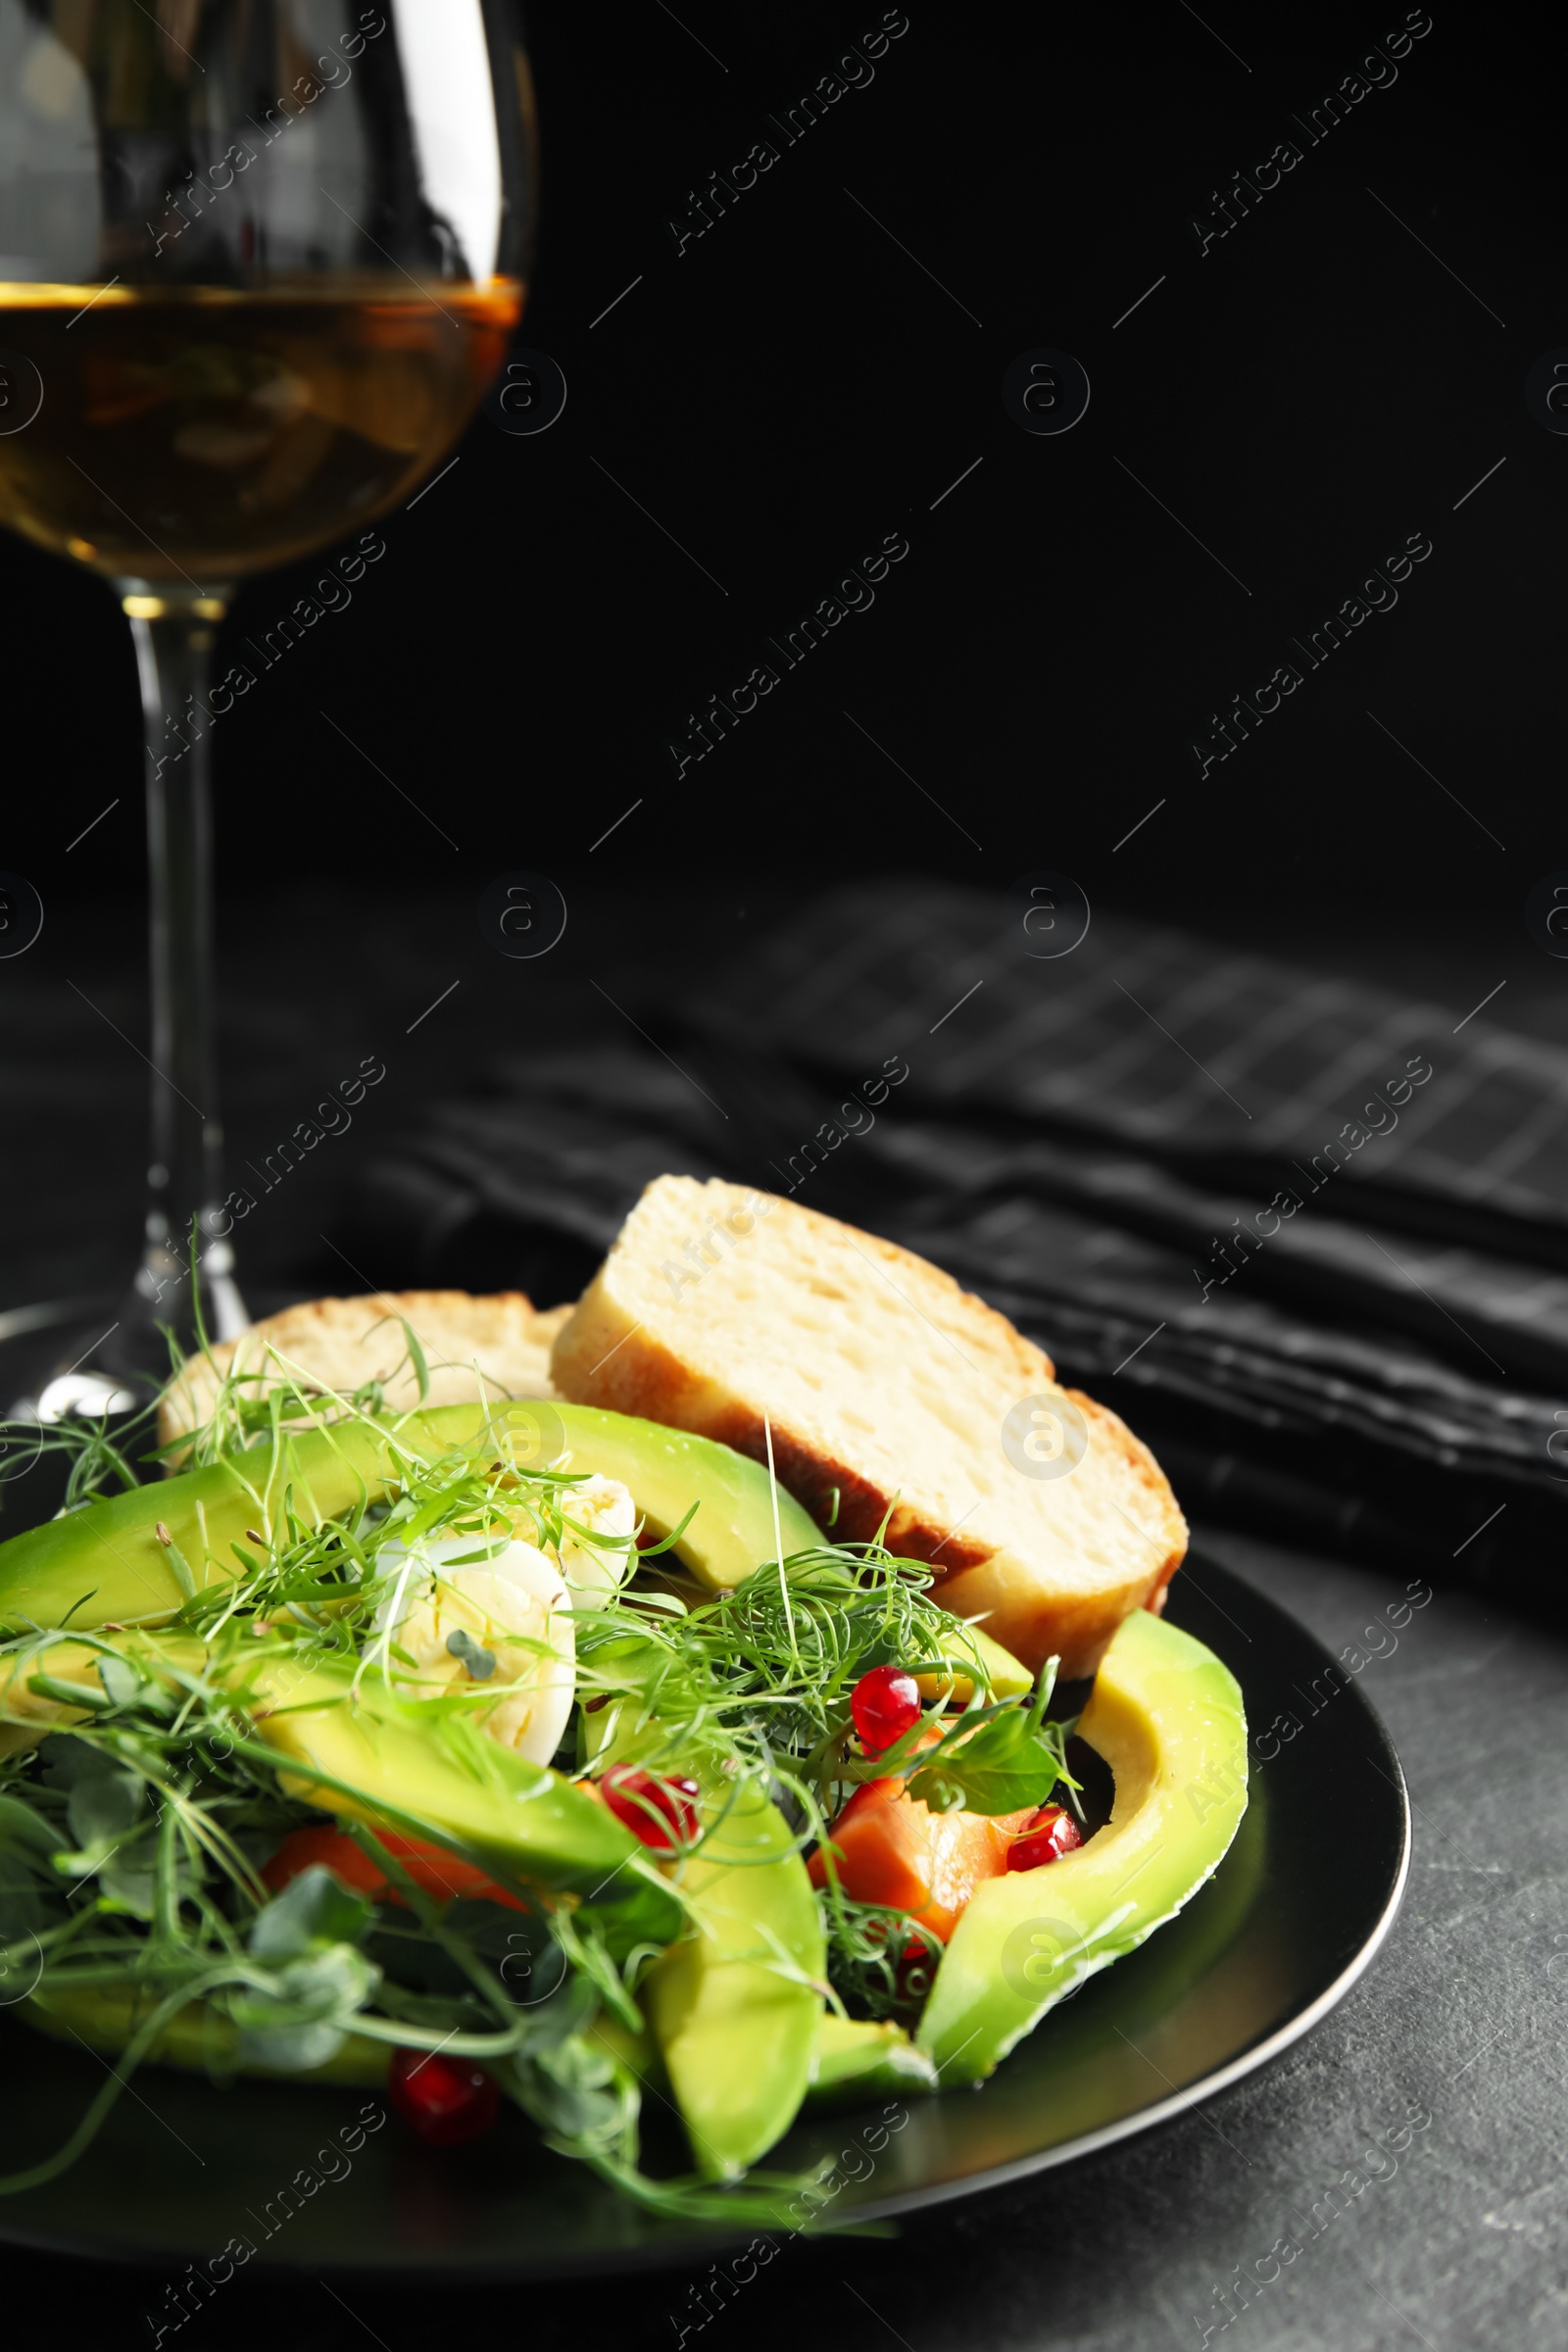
xmin=917 ymin=1606 xmax=1249 ymax=2083
xmin=0 ymin=1631 xmax=672 ymax=1920
xmin=0 ymin=1398 xmax=821 ymax=1635
xmin=642 ymin=1779 xmax=825 ymax=2180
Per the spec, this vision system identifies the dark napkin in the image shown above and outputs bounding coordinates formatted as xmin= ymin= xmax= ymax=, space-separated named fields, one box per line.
xmin=350 ymin=882 xmax=1568 ymax=1613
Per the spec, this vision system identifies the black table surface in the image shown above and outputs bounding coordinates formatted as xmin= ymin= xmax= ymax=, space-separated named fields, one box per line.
xmin=7 ymin=1519 xmax=1558 ymax=2351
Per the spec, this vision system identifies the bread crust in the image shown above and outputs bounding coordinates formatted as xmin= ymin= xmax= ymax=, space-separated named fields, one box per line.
xmin=933 ymin=1385 xmax=1186 ymax=1677
xmin=159 ymin=1289 xmax=568 ymax=1452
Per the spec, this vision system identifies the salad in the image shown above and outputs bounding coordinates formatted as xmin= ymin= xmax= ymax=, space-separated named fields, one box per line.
xmin=0 ymin=1336 xmax=1248 ymax=2225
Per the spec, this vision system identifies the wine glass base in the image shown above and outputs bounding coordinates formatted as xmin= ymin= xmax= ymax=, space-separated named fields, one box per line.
xmin=0 ymin=1288 xmax=298 ymax=1537
xmin=0 ymin=1290 xmax=124 ymax=1409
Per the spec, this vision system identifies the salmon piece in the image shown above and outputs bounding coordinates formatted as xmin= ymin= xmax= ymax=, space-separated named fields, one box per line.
xmin=808 ymin=1771 xmax=1034 ymax=1942
xmin=917 ymin=1805 xmax=1034 ymax=1941
xmin=263 ymin=1823 xmax=527 ymax=1911
xmin=809 ymin=1775 xmax=934 ymax=1912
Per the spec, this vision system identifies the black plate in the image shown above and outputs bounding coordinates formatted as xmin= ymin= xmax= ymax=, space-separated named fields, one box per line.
xmin=0 ymin=1547 xmax=1408 ymax=2276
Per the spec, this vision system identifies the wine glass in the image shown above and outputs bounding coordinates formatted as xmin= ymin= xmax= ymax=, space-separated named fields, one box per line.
xmin=0 ymin=0 xmax=534 ymax=1404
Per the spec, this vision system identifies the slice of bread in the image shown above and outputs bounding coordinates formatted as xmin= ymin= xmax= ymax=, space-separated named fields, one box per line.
xmin=158 ymin=1290 xmax=569 ymax=1452
xmin=549 ymin=1176 xmax=1186 ymax=1679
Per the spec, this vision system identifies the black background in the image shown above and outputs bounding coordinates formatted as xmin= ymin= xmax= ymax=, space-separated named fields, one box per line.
xmin=8 ymin=0 xmax=1566 ymax=1314
xmin=4 ymin=3 xmax=1567 ymax=2344
xmin=3 ymin=0 xmax=1559 ymax=942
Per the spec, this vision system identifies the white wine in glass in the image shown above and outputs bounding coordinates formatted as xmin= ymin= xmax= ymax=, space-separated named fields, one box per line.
xmin=0 ymin=0 xmax=534 ymax=1395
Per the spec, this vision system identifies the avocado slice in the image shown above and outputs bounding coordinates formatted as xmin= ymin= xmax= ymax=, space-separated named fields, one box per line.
xmin=808 ymin=2011 xmax=938 ymax=2104
xmin=915 ymin=1620 xmax=1033 ymax=1704
xmin=26 ymin=1980 xmax=940 ymax=2120
xmin=19 ymin=1982 xmax=392 ymax=2086
xmin=917 ymin=1607 xmax=1248 ymax=2083
xmin=590 ymin=2003 xmax=939 ymax=2114
xmin=0 ymin=1401 xmax=820 ymax=1635
xmin=0 ymin=1632 xmax=676 ymax=1933
xmin=240 ymin=1648 xmax=675 ymax=1921
xmin=510 ymin=1404 xmax=821 ymax=1592
xmin=642 ymin=1781 xmax=825 ymax=2180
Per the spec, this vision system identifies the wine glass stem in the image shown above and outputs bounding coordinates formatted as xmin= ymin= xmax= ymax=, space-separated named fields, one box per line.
xmin=125 ymin=596 xmax=247 ymax=1352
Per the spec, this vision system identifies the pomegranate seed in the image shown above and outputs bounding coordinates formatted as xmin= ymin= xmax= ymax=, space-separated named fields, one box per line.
xmin=1006 ymin=1804 xmax=1084 ymax=1872
xmin=388 ymin=2047 xmax=500 ymax=2147
xmin=894 ymin=1937 xmax=941 ymax=2009
xmin=601 ymin=1765 xmax=702 ymax=1850
xmin=851 ymin=1665 xmax=922 ymax=1754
